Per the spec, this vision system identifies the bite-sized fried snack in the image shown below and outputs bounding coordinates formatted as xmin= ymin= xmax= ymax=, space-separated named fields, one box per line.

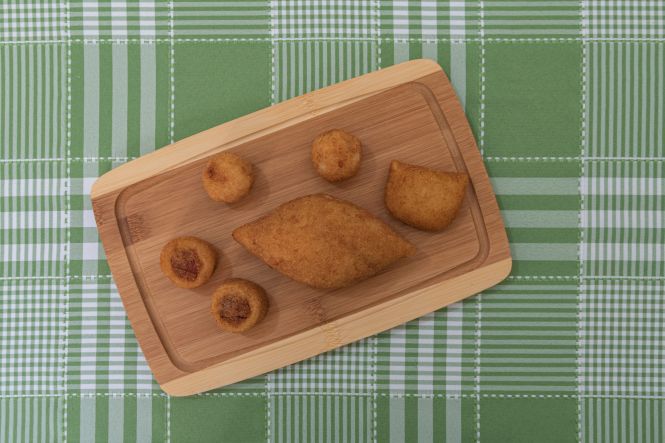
xmin=311 ymin=129 xmax=362 ymax=182
xmin=202 ymin=152 xmax=254 ymax=203
xmin=384 ymin=160 xmax=469 ymax=231
xmin=233 ymin=194 xmax=416 ymax=289
xmin=160 ymin=236 xmax=217 ymax=288
xmin=210 ymin=279 xmax=269 ymax=332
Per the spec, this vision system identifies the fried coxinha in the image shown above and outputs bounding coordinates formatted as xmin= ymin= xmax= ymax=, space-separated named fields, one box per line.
xmin=232 ymin=194 xmax=416 ymax=289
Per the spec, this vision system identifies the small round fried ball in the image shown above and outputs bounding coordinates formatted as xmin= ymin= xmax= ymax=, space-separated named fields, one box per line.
xmin=311 ymin=129 xmax=362 ymax=182
xmin=384 ymin=160 xmax=469 ymax=231
xmin=160 ymin=236 xmax=217 ymax=288
xmin=211 ymin=279 xmax=269 ymax=333
xmin=202 ymin=152 xmax=254 ymax=203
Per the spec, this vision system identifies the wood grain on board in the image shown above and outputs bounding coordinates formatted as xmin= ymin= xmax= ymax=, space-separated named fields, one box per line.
xmin=91 ymin=59 xmax=511 ymax=396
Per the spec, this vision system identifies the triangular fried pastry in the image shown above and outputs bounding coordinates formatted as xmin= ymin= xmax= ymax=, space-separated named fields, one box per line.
xmin=384 ymin=160 xmax=469 ymax=231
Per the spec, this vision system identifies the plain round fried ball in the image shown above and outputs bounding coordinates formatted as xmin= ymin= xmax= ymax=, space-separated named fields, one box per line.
xmin=210 ymin=279 xmax=269 ymax=333
xmin=202 ymin=152 xmax=254 ymax=203
xmin=160 ymin=236 xmax=217 ymax=288
xmin=311 ymin=129 xmax=362 ymax=182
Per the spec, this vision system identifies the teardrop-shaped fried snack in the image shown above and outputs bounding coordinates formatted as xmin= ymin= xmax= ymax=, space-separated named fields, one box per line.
xmin=232 ymin=194 xmax=416 ymax=289
xmin=160 ymin=236 xmax=217 ymax=288
xmin=211 ymin=279 xmax=269 ymax=333
xmin=384 ymin=160 xmax=469 ymax=231
xmin=202 ymin=152 xmax=254 ymax=203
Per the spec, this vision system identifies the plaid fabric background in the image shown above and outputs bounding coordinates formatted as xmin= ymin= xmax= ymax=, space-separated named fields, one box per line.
xmin=1 ymin=0 xmax=664 ymax=442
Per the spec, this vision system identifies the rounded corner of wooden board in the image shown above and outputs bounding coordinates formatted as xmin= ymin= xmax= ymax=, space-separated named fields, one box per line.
xmin=488 ymin=256 xmax=513 ymax=287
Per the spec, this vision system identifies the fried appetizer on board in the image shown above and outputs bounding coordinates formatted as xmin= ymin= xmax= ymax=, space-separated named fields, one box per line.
xmin=232 ymin=194 xmax=416 ymax=289
xmin=211 ymin=279 xmax=269 ymax=333
xmin=202 ymin=152 xmax=254 ymax=203
xmin=311 ymin=129 xmax=362 ymax=182
xmin=160 ymin=236 xmax=217 ymax=288
xmin=384 ymin=160 xmax=469 ymax=232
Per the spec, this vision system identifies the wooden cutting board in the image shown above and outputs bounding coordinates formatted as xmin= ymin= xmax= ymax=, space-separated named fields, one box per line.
xmin=91 ymin=59 xmax=511 ymax=396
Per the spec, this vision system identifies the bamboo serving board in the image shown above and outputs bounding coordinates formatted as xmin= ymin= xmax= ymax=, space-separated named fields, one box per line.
xmin=92 ymin=59 xmax=511 ymax=396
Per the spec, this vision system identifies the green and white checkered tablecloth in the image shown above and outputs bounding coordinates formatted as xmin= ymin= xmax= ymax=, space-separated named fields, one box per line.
xmin=1 ymin=0 xmax=664 ymax=441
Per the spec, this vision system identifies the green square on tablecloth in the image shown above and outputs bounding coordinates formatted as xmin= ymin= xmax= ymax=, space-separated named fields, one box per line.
xmin=0 ymin=162 xmax=67 ymax=278
xmin=174 ymin=42 xmax=271 ymax=141
xmin=68 ymin=0 xmax=171 ymax=39
xmin=483 ymin=42 xmax=582 ymax=158
xmin=486 ymin=159 xmax=581 ymax=277
xmin=585 ymin=43 xmax=665 ymax=158
xmin=66 ymin=395 xmax=166 ymax=442
xmin=379 ymin=0 xmax=480 ymax=39
xmin=0 ymin=280 xmax=65 ymax=395
xmin=585 ymin=2 xmax=665 ymax=39
xmin=272 ymin=41 xmax=379 ymax=102
xmin=580 ymin=398 xmax=665 ymax=441
xmin=0 ymin=44 xmax=68 ymax=160
xmin=0 ymin=397 xmax=64 ymax=442
xmin=480 ymin=280 xmax=578 ymax=395
xmin=170 ymin=395 xmax=265 ymax=442
xmin=69 ymin=43 xmax=172 ymax=159
xmin=484 ymin=1 xmax=581 ymax=38
xmin=66 ymin=279 xmax=158 ymax=394
xmin=271 ymin=339 xmax=373 ymax=395
xmin=580 ymin=280 xmax=665 ymax=397
xmin=480 ymin=397 xmax=577 ymax=443
xmin=583 ymin=160 xmax=665 ymax=277
xmin=375 ymin=396 xmax=476 ymax=442
xmin=173 ymin=0 xmax=270 ymax=39
xmin=376 ymin=300 xmax=478 ymax=396
xmin=0 ymin=1 xmax=66 ymax=42
xmin=273 ymin=0 xmax=374 ymax=39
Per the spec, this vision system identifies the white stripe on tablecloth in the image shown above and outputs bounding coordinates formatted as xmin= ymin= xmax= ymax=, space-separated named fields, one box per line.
xmin=394 ymin=41 xmax=409 ymax=64
xmin=16 ymin=398 xmax=22 ymax=443
xmin=658 ymin=45 xmax=663 ymax=156
xmin=511 ymin=243 xmax=578 ymax=261
xmin=59 ymin=45 xmax=66 ymax=155
xmin=26 ymin=45 xmax=33 ymax=158
xmin=280 ymin=42 xmax=286 ymax=101
xmin=79 ymin=397 xmax=95 ymax=443
xmin=48 ymin=397 xmax=54 ymax=443
xmin=451 ymin=43 xmax=466 ymax=110
xmin=32 ymin=399 xmax=38 ymax=443
xmin=504 ymin=210 xmax=579 ymax=228
xmin=418 ymin=313 xmax=435 ymax=392
xmin=140 ymin=44 xmax=156 ymax=155
xmin=108 ymin=397 xmax=124 ymax=443
xmin=40 ymin=398 xmax=46 ymax=443
xmin=350 ymin=392 xmax=356 ymax=442
xmin=2 ymin=47 xmax=8 ymax=156
xmin=446 ymin=302 xmax=463 ymax=443
xmin=492 ymin=177 xmax=579 ymax=195
xmin=13 ymin=46 xmax=19 ymax=160
xmin=326 ymin=396 xmax=332 ymax=443
xmin=389 ymin=397 xmax=404 ymax=443
xmin=136 ymin=397 xmax=152 ymax=443
xmin=423 ymin=41 xmax=437 ymax=61
xmin=111 ymin=45 xmax=128 ymax=159
xmin=285 ymin=395 xmax=291 ymax=443
xmin=418 ymin=397 xmax=433 ymax=443
xmin=83 ymin=44 xmax=99 ymax=157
